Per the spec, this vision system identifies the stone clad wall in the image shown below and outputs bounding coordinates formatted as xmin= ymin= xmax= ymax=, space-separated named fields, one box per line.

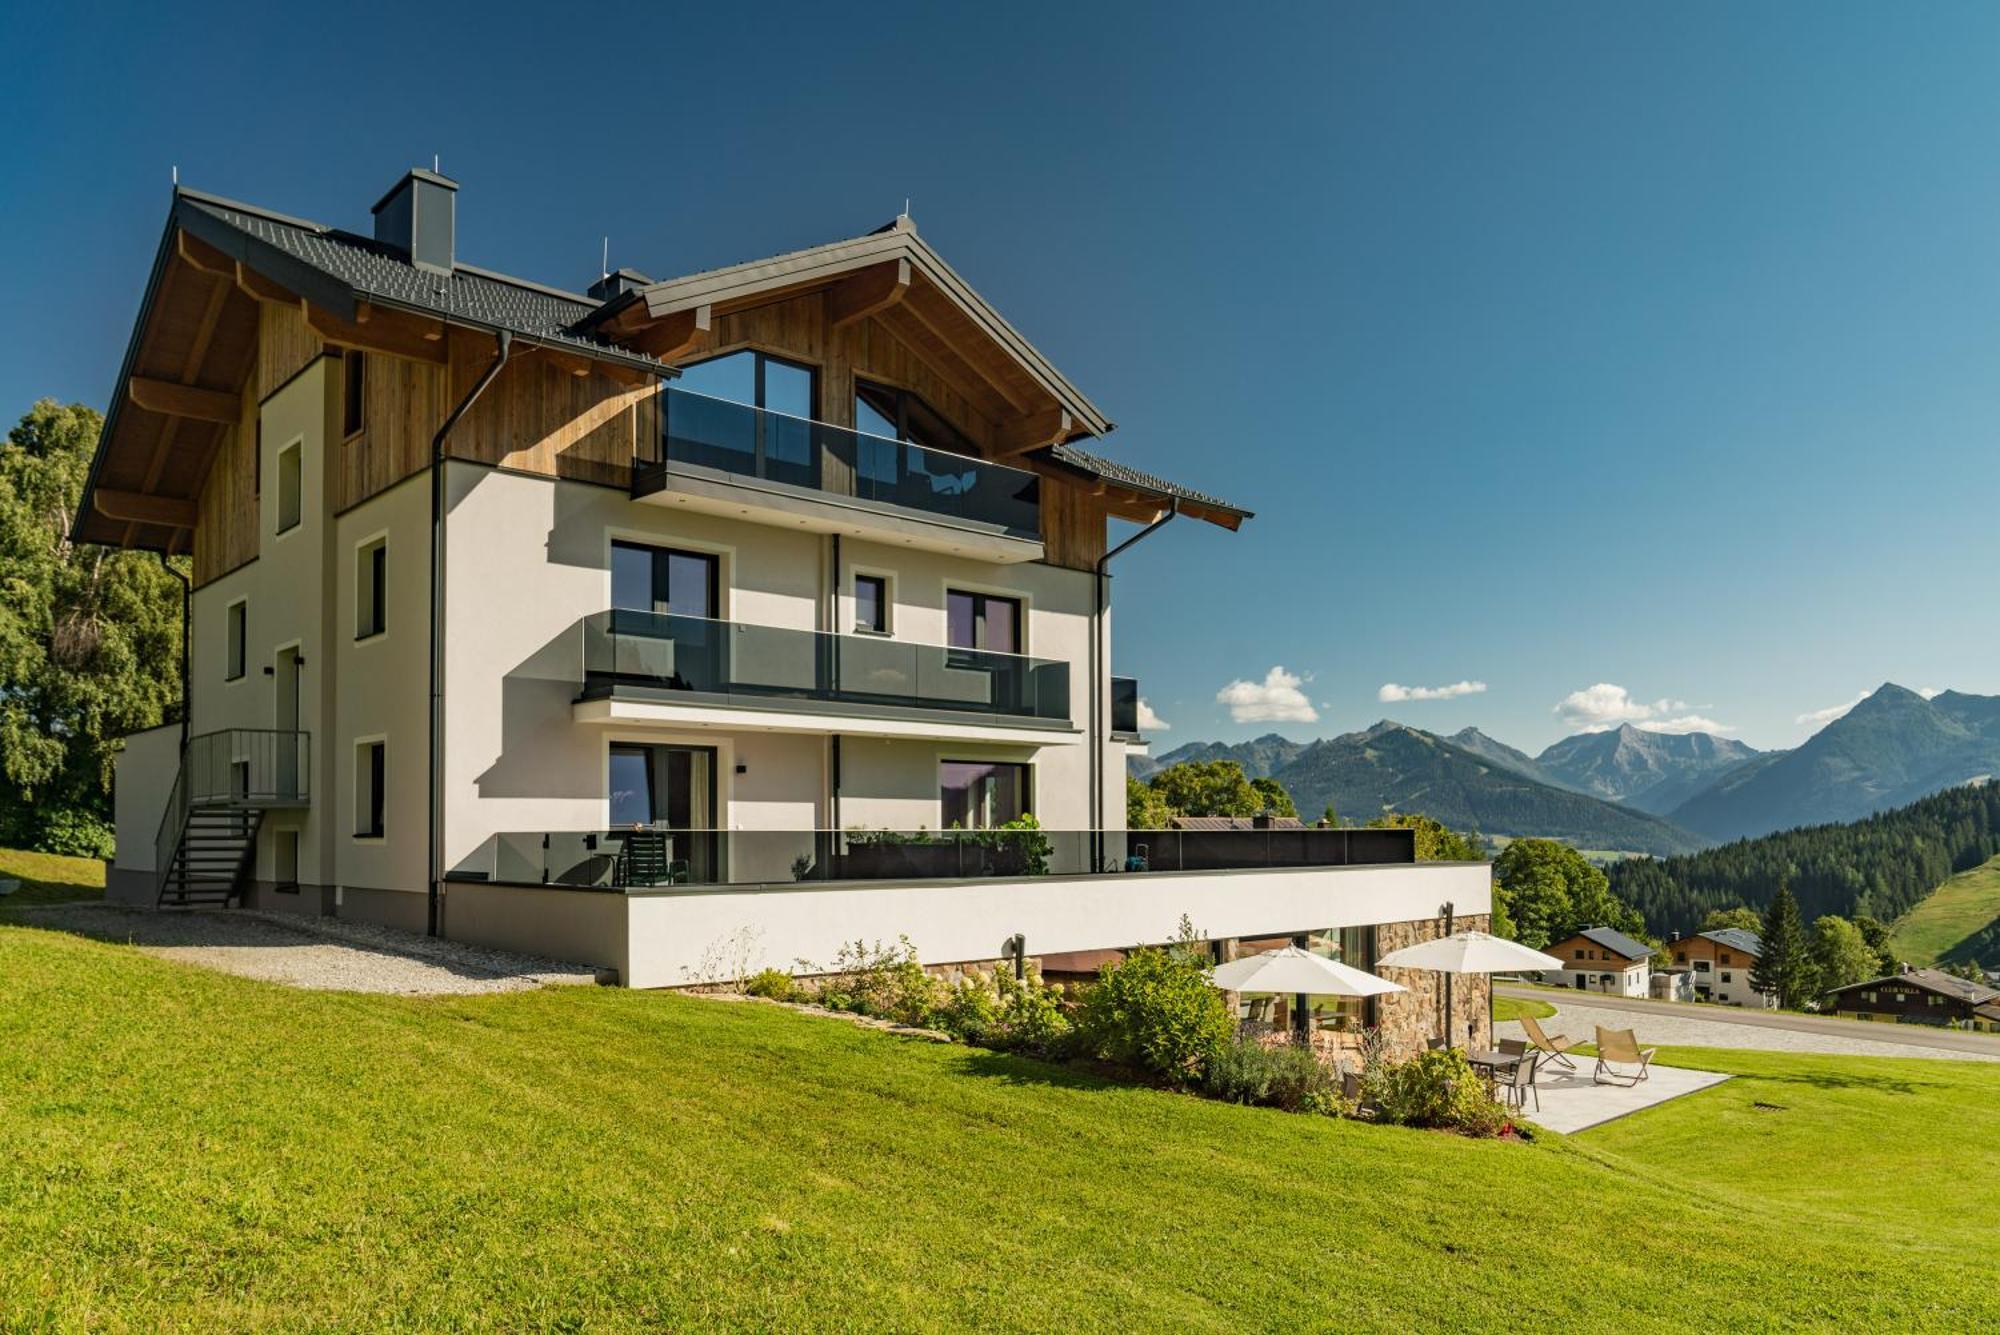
xmin=1374 ymin=913 xmax=1494 ymax=1058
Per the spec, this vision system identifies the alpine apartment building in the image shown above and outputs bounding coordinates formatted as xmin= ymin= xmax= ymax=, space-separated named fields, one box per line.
xmin=83 ymin=168 xmax=1491 ymax=994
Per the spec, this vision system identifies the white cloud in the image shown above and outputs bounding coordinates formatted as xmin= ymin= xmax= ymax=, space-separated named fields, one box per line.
xmin=1919 ymin=686 xmax=1945 ymax=700
xmin=1796 ymin=691 xmax=1868 ymax=728
xmin=1636 ymin=715 xmax=1737 ymax=736
xmin=1216 ymin=666 xmax=1319 ymax=724
xmin=1555 ymin=683 xmax=1732 ymax=735
xmin=1136 ymin=699 xmax=1170 ymax=732
xmin=1378 ymin=679 xmax=1487 ymax=703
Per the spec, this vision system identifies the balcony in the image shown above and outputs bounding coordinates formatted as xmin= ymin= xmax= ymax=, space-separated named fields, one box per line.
xmin=631 ymin=387 xmax=1045 ymax=561
xmin=450 ymin=825 xmax=1418 ymax=891
xmin=573 ymin=609 xmax=1076 ymax=742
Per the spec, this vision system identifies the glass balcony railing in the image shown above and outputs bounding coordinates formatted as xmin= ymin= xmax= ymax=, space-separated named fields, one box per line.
xmin=580 ymin=609 xmax=1072 ymax=724
xmin=447 ymin=826 xmax=1419 ymax=890
xmin=637 ymin=386 xmax=1042 ymax=539
xmin=1111 ymin=676 xmax=1140 ymax=736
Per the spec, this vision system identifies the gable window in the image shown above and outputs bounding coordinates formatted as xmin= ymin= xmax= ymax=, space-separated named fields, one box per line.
xmin=666 ymin=350 xmax=817 ymax=487
xmin=941 ymin=760 xmax=1027 ymax=830
xmin=355 ymin=740 xmax=386 ymax=839
xmin=276 ymin=440 xmax=302 ymax=534
xmin=356 ymin=537 xmax=387 ymax=639
xmin=854 ymin=380 xmax=976 ymax=456
xmin=343 ymin=350 xmax=366 ymax=438
xmin=225 ymin=600 xmax=247 ymax=681
xmin=946 ymin=590 xmax=1021 ymax=654
xmin=854 ymin=574 xmax=888 ymax=635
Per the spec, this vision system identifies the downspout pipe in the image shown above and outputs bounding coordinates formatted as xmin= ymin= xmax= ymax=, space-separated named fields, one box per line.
xmin=1091 ymin=498 xmax=1178 ymax=870
xmin=159 ymin=553 xmax=190 ymax=753
xmin=428 ymin=329 xmax=513 ymax=937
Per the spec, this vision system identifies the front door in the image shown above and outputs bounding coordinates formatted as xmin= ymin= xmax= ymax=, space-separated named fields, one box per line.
xmin=609 ymin=743 xmax=719 ymax=884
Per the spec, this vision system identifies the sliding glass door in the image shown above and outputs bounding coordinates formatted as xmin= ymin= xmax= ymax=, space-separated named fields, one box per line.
xmin=608 ymin=743 xmax=718 ymax=884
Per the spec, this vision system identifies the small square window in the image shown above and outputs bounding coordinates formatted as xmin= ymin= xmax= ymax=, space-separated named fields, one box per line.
xmin=225 ymin=601 xmax=247 ymax=681
xmin=343 ymin=350 xmax=366 ymax=438
xmin=356 ymin=538 xmax=387 ymax=639
xmin=854 ymin=574 xmax=888 ymax=634
xmin=277 ymin=440 xmax=302 ymax=534
xmin=355 ymin=740 xmax=385 ymax=839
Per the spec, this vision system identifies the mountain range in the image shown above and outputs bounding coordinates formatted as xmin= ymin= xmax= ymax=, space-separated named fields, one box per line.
xmin=1132 ymin=683 xmax=2000 ymax=853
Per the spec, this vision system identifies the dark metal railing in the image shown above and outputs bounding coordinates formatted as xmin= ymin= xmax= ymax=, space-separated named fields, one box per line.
xmin=152 ymin=728 xmax=311 ymax=895
xmin=636 ymin=386 xmax=1042 ymax=539
xmin=579 ymin=609 xmax=1072 ymax=723
xmin=446 ymin=826 xmax=1418 ymax=891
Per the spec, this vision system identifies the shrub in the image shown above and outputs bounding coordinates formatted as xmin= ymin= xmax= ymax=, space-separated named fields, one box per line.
xmin=33 ymin=805 xmax=114 ymax=860
xmin=1201 ymin=1038 xmax=1344 ymax=1114
xmin=992 ymin=967 xmax=1076 ymax=1058
xmin=1080 ymin=946 xmax=1233 ymax=1086
xmin=743 ymin=968 xmax=796 ymax=1003
xmin=811 ymin=938 xmax=944 ymax=1027
xmin=1375 ymin=1049 xmax=1507 ymax=1136
xmin=932 ymin=973 xmax=1003 ymax=1043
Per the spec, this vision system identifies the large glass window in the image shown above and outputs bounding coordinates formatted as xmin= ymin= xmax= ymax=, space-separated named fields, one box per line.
xmin=609 ymin=743 xmax=717 ymax=883
xmin=854 ymin=380 xmax=976 ymax=455
xmin=940 ymin=760 xmax=1028 ymax=830
xmin=946 ymin=590 xmax=1021 ymax=654
xmin=612 ymin=541 xmax=719 ymax=619
xmin=667 ymin=351 xmax=817 ymax=485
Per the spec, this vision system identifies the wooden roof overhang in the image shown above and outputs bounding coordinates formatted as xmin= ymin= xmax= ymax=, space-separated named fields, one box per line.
xmin=73 ymin=197 xmax=671 ymax=555
xmin=584 ymin=217 xmax=1113 ymax=448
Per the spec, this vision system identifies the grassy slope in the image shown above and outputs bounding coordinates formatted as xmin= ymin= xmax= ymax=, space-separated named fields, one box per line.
xmin=2 ymin=924 xmax=1997 ymax=1330
xmin=0 ymin=847 xmax=104 ymax=905
xmin=1888 ymin=853 xmax=2000 ymax=965
xmin=1491 ymin=994 xmax=1556 ymax=1023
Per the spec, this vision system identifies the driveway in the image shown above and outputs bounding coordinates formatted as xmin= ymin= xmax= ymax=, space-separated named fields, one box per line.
xmin=1498 ymin=986 xmax=2000 ymax=1062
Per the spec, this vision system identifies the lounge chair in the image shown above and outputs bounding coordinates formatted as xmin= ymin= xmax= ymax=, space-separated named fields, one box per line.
xmin=1519 ymin=1013 xmax=1581 ymax=1071
xmin=1593 ymin=1026 xmax=1657 ymax=1086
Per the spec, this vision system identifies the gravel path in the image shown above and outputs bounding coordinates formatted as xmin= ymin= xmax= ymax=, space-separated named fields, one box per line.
xmin=1499 ymin=993 xmax=2000 ymax=1063
xmin=7 ymin=903 xmax=598 ymax=995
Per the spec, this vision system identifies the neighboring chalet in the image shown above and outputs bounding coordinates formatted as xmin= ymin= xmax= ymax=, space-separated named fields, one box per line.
xmin=1823 ymin=968 xmax=2000 ymax=1031
xmin=1545 ymin=926 xmax=1653 ymax=997
xmin=78 ymin=167 xmax=1492 ymax=1007
xmin=1667 ymin=929 xmax=1772 ymax=1008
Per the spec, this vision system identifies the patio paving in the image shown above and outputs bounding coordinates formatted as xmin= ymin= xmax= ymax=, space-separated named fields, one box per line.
xmin=1512 ymin=1058 xmax=1730 ymax=1135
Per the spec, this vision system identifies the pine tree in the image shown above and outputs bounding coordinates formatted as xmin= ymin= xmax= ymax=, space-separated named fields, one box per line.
xmin=1750 ymin=884 xmax=1815 ymax=1009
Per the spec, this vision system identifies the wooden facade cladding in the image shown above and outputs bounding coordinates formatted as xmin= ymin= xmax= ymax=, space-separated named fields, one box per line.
xmin=442 ymin=330 xmax=654 ymax=490
xmin=190 ymin=389 xmax=258 ymax=586
xmin=257 ymin=302 xmax=323 ymax=401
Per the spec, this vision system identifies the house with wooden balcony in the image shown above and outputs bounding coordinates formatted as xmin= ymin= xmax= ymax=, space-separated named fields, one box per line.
xmin=83 ymin=168 xmax=1490 ymax=992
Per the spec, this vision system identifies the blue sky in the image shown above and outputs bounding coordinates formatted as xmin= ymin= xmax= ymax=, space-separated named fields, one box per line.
xmin=5 ymin=1 xmax=1997 ymax=754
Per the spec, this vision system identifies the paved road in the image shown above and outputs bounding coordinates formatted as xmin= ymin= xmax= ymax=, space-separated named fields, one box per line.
xmin=1498 ymin=984 xmax=2000 ymax=1060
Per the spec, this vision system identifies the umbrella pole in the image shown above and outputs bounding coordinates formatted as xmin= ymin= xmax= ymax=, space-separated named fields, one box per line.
xmin=1441 ymin=901 xmax=1456 ymax=1048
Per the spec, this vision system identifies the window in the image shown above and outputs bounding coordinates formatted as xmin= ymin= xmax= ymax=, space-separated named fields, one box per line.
xmin=343 ymin=350 xmax=366 ymax=438
xmin=253 ymin=420 xmax=262 ymax=498
xmin=1721 ymin=971 xmax=1733 ymax=983
xmin=1574 ymin=949 xmax=1585 ymax=959
xmin=225 ymin=600 xmax=247 ymax=680
xmin=611 ymin=541 xmax=720 ymax=619
xmin=854 ymin=574 xmax=888 ymax=634
xmin=1720 ymin=952 xmax=1733 ymax=964
xmin=946 ymin=590 xmax=1021 ymax=654
xmin=940 ymin=760 xmax=1028 ymax=830
xmin=355 ymin=740 xmax=385 ymax=838
xmin=854 ymin=380 xmax=976 ymax=456
xmin=356 ymin=538 xmax=387 ymax=639
xmin=676 ymin=349 xmax=815 ymax=418
xmin=276 ymin=440 xmax=302 ymax=533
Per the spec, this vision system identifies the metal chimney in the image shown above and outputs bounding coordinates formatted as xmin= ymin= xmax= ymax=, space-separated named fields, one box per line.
xmin=372 ymin=168 xmax=458 ymax=275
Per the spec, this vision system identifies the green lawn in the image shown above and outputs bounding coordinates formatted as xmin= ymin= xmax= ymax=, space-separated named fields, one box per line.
xmin=1491 ymin=994 xmax=1555 ymax=1023
xmin=3 ymin=921 xmax=1998 ymax=1329
xmin=1888 ymin=853 xmax=2000 ymax=965
xmin=0 ymin=846 xmax=104 ymax=906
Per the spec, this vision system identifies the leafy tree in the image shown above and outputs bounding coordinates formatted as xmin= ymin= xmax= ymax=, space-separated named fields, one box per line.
xmin=1810 ymin=915 xmax=1879 ymax=992
xmin=1702 ymin=906 xmax=1764 ymax=933
xmin=1492 ymin=838 xmax=1644 ymax=949
xmin=1852 ymin=914 xmax=1898 ymax=975
xmin=1750 ymin=885 xmax=1815 ymax=1008
xmin=1365 ymin=813 xmax=1483 ymax=863
xmin=0 ymin=401 xmax=183 ymax=855
xmin=1319 ymin=803 xmax=1339 ymax=828
xmin=1126 ymin=777 xmax=1174 ymax=830
xmin=1249 ymin=777 xmax=1297 ymax=818
xmin=1141 ymin=760 xmax=1297 ymax=821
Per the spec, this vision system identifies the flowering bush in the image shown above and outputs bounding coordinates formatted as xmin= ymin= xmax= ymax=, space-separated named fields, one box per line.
xmin=1374 ymin=1048 xmax=1507 ymax=1136
xmin=1080 ymin=946 xmax=1234 ymax=1086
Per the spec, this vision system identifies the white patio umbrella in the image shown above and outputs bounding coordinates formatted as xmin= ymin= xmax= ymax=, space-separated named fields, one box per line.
xmin=1376 ymin=930 xmax=1564 ymax=1049
xmin=1211 ymin=946 xmax=1404 ymax=1041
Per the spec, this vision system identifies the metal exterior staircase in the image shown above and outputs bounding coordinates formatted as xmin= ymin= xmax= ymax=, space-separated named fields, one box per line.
xmin=154 ymin=729 xmax=311 ymax=909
